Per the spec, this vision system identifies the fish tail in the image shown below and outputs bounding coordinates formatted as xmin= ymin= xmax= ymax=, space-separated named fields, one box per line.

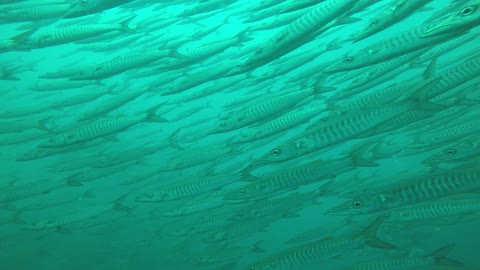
xmin=119 ymin=15 xmax=137 ymax=33
xmin=168 ymin=128 xmax=185 ymax=150
xmin=0 ymin=66 xmax=22 ymax=80
xmin=358 ymin=215 xmax=396 ymax=249
xmin=350 ymin=141 xmax=379 ymax=167
xmin=429 ymin=244 xmax=464 ymax=266
xmin=10 ymin=29 xmax=37 ymax=45
xmin=145 ymin=103 xmax=168 ymax=122
xmin=112 ymin=194 xmax=134 ymax=216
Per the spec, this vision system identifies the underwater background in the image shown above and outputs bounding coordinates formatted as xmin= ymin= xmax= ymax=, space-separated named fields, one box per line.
xmin=0 ymin=0 xmax=479 ymax=269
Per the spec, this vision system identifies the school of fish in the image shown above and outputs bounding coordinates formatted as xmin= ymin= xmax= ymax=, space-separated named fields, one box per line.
xmin=0 ymin=0 xmax=479 ymax=269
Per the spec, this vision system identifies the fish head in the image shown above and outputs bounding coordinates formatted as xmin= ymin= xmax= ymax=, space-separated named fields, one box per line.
xmin=209 ymin=118 xmax=235 ymax=134
xmin=94 ymin=156 xmax=112 ymax=168
xmin=232 ymin=129 xmax=256 ymax=143
xmin=205 ymin=231 xmax=227 ymax=242
xmin=252 ymin=140 xmax=307 ymax=165
xmin=423 ymin=1 xmax=480 ymax=37
xmin=135 ymin=191 xmax=167 ymax=202
xmin=326 ymin=196 xmax=384 ymax=215
xmin=323 ymin=49 xmax=377 ymax=73
xmin=244 ymin=261 xmax=279 ymax=270
xmin=23 ymin=219 xmax=55 ymax=230
xmin=39 ymin=135 xmax=66 ymax=148
xmin=422 ymin=142 xmax=471 ymax=164
xmin=350 ymin=18 xmax=384 ymax=42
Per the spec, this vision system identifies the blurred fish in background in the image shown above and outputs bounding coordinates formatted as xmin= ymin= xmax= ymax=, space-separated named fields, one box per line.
xmin=0 ymin=0 xmax=479 ymax=269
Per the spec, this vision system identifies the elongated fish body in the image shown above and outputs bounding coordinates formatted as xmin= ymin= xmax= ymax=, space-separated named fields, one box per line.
xmin=352 ymin=0 xmax=434 ymax=42
xmin=423 ymin=136 xmax=480 ymax=164
xmin=69 ymin=50 xmax=171 ymax=80
xmin=137 ymin=175 xmax=238 ymax=202
xmin=423 ymin=0 xmax=480 ymax=37
xmin=39 ymin=109 xmax=164 ymax=147
xmin=226 ymin=154 xmax=376 ymax=201
xmin=0 ymin=4 xmax=69 ymax=22
xmin=427 ymin=53 xmax=480 ymax=101
xmin=23 ymin=197 xmax=127 ymax=229
xmin=344 ymin=244 xmax=462 ymax=270
xmin=253 ymin=102 xmax=413 ymax=164
xmin=164 ymin=196 xmax=224 ymax=217
xmin=235 ymin=0 xmax=356 ymax=73
xmin=242 ymin=216 xmax=393 ymax=270
xmin=323 ymin=24 xmax=461 ymax=73
xmin=231 ymin=189 xmax=321 ymax=220
xmin=211 ymin=87 xmax=316 ymax=134
xmin=64 ymin=0 xmax=134 ymax=18
xmin=328 ymin=169 xmax=480 ymax=215
xmin=204 ymin=215 xmax=277 ymax=243
xmin=251 ymin=7 xmax=313 ymax=31
xmin=94 ymin=143 xmax=161 ymax=168
xmin=384 ymin=199 xmax=480 ymax=223
xmin=414 ymin=33 xmax=478 ymax=64
xmin=0 ymin=179 xmax=71 ymax=203
xmin=232 ymin=106 xmax=325 ymax=143
xmin=76 ymin=86 xmax=150 ymax=121
xmin=414 ymin=119 xmax=480 ymax=149
xmin=12 ymin=18 xmax=136 ymax=49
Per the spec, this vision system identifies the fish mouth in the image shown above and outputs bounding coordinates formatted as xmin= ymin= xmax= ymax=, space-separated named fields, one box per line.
xmin=422 ymin=16 xmax=458 ymax=37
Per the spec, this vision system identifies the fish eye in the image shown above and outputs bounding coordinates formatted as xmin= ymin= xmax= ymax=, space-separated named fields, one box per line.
xmin=370 ymin=20 xmax=377 ymax=26
xmin=255 ymin=48 xmax=263 ymax=54
xmin=49 ymin=138 xmax=55 ymax=142
xmin=352 ymin=200 xmax=362 ymax=208
xmin=145 ymin=193 xmax=153 ymax=198
xmin=239 ymin=189 xmax=245 ymax=194
xmin=271 ymin=149 xmax=280 ymax=156
xmin=460 ymin=6 xmax=474 ymax=15
xmin=383 ymin=213 xmax=390 ymax=219
xmin=80 ymin=0 xmax=87 ymax=6
xmin=218 ymin=122 xmax=225 ymax=128
xmin=344 ymin=57 xmax=353 ymax=63
xmin=445 ymin=149 xmax=456 ymax=156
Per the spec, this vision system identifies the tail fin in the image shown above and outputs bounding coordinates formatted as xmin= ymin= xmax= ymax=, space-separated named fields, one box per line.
xmin=357 ymin=215 xmax=396 ymax=249
xmin=118 ymin=15 xmax=137 ymax=33
xmin=145 ymin=103 xmax=168 ymax=122
xmin=429 ymin=244 xmax=464 ymax=267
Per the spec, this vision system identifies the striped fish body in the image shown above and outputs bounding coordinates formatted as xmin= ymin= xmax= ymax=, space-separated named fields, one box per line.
xmin=15 ymin=22 xmax=134 ymax=48
xmin=328 ymin=169 xmax=480 ymax=215
xmin=0 ymin=179 xmax=67 ymax=203
xmin=94 ymin=144 xmax=160 ymax=168
xmin=77 ymin=86 xmax=150 ymax=121
xmin=384 ymin=199 xmax=480 ymax=223
xmin=40 ymin=115 xmax=150 ymax=147
xmin=0 ymin=4 xmax=69 ymax=22
xmin=240 ymin=0 xmax=356 ymax=72
xmin=256 ymin=102 xmax=411 ymax=164
xmin=415 ymin=119 xmax=480 ymax=148
xmin=24 ymin=202 xmax=118 ymax=230
xmin=428 ymin=53 xmax=480 ymax=100
xmin=232 ymin=106 xmax=325 ymax=143
xmin=137 ymin=175 xmax=238 ymax=202
xmin=69 ymin=50 xmax=170 ymax=80
xmin=159 ymin=146 xmax=232 ymax=171
xmin=423 ymin=136 xmax=480 ymax=164
xmin=352 ymin=0 xmax=434 ymax=41
xmin=227 ymin=154 xmax=372 ymax=201
xmin=244 ymin=234 xmax=368 ymax=270
xmin=164 ymin=197 xmax=224 ymax=216
xmin=205 ymin=215 xmax=276 ymax=243
xmin=324 ymin=24 xmax=460 ymax=73
xmin=213 ymin=88 xmax=315 ymax=133
xmin=232 ymin=189 xmax=320 ymax=220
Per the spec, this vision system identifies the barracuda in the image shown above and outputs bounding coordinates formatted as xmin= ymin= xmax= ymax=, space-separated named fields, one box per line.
xmin=242 ymin=216 xmax=394 ymax=270
xmin=328 ymin=169 xmax=480 ymax=215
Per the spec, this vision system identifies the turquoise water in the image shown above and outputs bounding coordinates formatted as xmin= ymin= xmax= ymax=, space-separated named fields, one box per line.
xmin=0 ymin=0 xmax=479 ymax=269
